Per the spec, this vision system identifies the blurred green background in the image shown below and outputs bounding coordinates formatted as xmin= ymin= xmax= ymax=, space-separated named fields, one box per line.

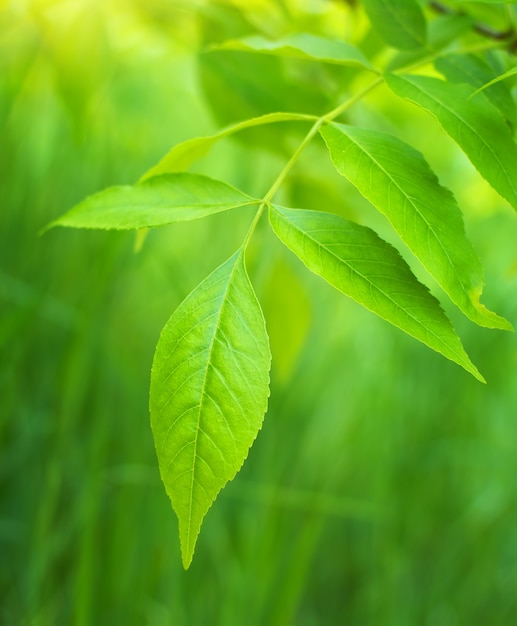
xmin=2 ymin=1 xmax=517 ymax=624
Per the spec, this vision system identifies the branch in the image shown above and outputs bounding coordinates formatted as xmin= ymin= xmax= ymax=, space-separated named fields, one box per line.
xmin=429 ymin=1 xmax=516 ymax=44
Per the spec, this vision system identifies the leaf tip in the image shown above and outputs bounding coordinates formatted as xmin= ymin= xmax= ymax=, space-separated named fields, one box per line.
xmin=469 ymin=287 xmax=513 ymax=332
xmin=460 ymin=350 xmax=485 ymax=384
xmin=181 ymin=543 xmax=195 ymax=570
xmin=471 ymin=366 xmax=486 ymax=385
xmin=177 ymin=505 xmax=209 ymax=571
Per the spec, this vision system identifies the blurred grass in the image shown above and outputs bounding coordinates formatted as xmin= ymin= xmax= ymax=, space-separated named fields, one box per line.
xmin=2 ymin=1 xmax=517 ymax=625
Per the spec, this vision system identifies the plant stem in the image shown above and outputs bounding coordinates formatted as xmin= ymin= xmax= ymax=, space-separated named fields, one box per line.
xmin=242 ymin=77 xmax=384 ymax=250
xmin=321 ymin=77 xmax=384 ymax=122
xmin=242 ymin=119 xmax=323 ymax=249
xmin=242 ymin=3 xmax=512 ymax=253
xmin=430 ymin=1 xmax=515 ymax=41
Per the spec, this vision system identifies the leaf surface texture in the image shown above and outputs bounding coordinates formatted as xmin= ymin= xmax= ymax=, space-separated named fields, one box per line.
xmin=150 ymin=251 xmax=271 ymax=568
xmin=362 ymin=0 xmax=427 ymax=50
xmin=320 ymin=122 xmax=510 ymax=330
xmin=435 ymin=54 xmax=517 ymax=127
xmin=386 ymin=73 xmax=517 ymax=212
xmin=215 ymin=34 xmax=375 ymax=71
xmin=269 ymin=205 xmax=484 ymax=381
xmin=50 ymin=173 xmax=256 ymax=230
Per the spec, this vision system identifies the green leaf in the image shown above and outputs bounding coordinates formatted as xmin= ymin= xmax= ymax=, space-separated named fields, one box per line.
xmin=142 ymin=112 xmax=316 ymax=180
xmin=214 ymin=33 xmax=376 ymax=71
xmin=387 ymin=14 xmax=473 ymax=72
xmin=320 ymin=122 xmax=511 ymax=331
xmin=269 ymin=205 xmax=484 ymax=382
xmin=362 ymin=0 xmax=427 ymax=50
xmin=198 ymin=49 xmax=332 ymax=131
xmin=469 ymin=66 xmax=517 ymax=98
xmin=48 ymin=173 xmax=257 ymax=231
xmin=386 ymin=73 xmax=517 ymax=212
xmin=150 ymin=250 xmax=271 ymax=569
xmin=435 ymin=54 xmax=517 ymax=127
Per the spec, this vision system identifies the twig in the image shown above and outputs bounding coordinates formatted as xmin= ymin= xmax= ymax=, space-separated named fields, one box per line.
xmin=429 ymin=1 xmax=516 ymax=43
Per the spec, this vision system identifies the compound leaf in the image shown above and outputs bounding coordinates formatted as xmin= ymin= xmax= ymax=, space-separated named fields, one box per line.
xmin=320 ymin=122 xmax=511 ymax=331
xmin=362 ymin=0 xmax=427 ymax=50
xmin=48 ymin=173 xmax=257 ymax=230
xmin=150 ymin=250 xmax=271 ymax=568
xmin=386 ymin=73 xmax=517 ymax=212
xmin=214 ymin=33 xmax=376 ymax=71
xmin=269 ymin=205 xmax=484 ymax=382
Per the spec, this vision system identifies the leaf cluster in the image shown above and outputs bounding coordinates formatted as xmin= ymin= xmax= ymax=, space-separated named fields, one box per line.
xmin=48 ymin=0 xmax=517 ymax=568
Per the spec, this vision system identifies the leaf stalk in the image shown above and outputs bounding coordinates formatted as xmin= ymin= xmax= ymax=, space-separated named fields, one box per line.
xmin=243 ymin=77 xmax=385 ymax=250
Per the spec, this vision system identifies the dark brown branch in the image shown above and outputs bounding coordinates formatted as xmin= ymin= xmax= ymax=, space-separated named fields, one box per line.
xmin=429 ymin=1 xmax=516 ymax=43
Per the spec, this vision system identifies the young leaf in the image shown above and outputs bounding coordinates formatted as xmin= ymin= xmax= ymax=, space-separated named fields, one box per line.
xmin=269 ymin=205 xmax=484 ymax=382
xmin=435 ymin=54 xmax=517 ymax=127
xmin=150 ymin=250 xmax=271 ymax=568
xmin=214 ymin=33 xmax=376 ymax=72
xmin=386 ymin=74 xmax=517 ymax=212
xmin=362 ymin=0 xmax=427 ymax=50
xmin=48 ymin=173 xmax=257 ymax=230
xmin=320 ymin=122 xmax=511 ymax=331
xmin=142 ymin=112 xmax=316 ymax=180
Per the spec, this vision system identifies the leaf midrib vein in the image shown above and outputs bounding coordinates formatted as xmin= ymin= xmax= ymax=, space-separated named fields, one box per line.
xmin=338 ymin=130 xmax=473 ymax=311
xmin=280 ymin=212 xmax=461 ymax=356
xmin=94 ymin=199 xmax=257 ymax=213
xmin=185 ymin=253 xmax=242 ymax=555
xmin=400 ymin=76 xmax=517 ymax=200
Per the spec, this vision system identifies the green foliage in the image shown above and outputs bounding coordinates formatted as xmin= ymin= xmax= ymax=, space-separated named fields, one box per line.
xmin=150 ymin=250 xmax=271 ymax=569
xmin=215 ymin=33 xmax=377 ymax=71
xmin=469 ymin=65 xmax=517 ymax=97
xmin=142 ymin=112 xmax=317 ymax=179
xmin=4 ymin=2 xmax=517 ymax=623
xmin=386 ymin=74 xmax=517 ymax=211
xmin=269 ymin=204 xmax=484 ymax=381
xmin=48 ymin=0 xmax=517 ymax=568
xmin=48 ymin=173 xmax=257 ymax=230
xmin=362 ymin=0 xmax=427 ymax=50
xmin=320 ymin=122 xmax=510 ymax=331
xmin=435 ymin=53 xmax=517 ymax=126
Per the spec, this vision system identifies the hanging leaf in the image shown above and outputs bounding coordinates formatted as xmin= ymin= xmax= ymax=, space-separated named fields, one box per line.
xmin=320 ymin=122 xmax=511 ymax=331
xmin=269 ymin=204 xmax=484 ymax=382
xmin=150 ymin=250 xmax=271 ymax=568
